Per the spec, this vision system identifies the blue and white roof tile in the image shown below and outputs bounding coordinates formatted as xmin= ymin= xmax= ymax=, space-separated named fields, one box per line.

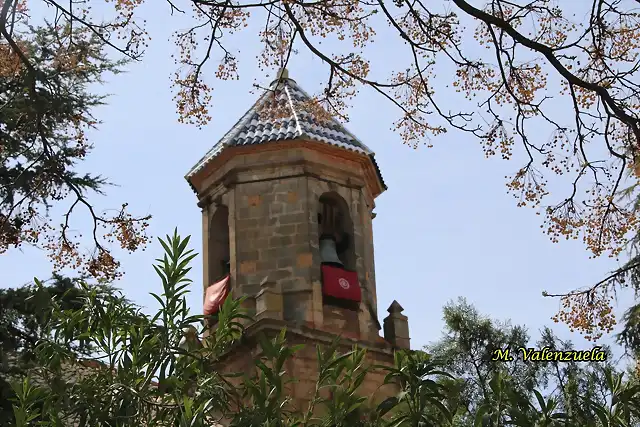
xmin=185 ymin=72 xmax=385 ymax=190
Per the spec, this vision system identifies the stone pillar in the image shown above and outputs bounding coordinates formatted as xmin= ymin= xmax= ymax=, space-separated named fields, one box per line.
xmin=225 ymin=188 xmax=237 ymax=295
xmin=358 ymin=304 xmax=369 ymax=341
xmin=255 ymin=277 xmax=283 ymax=321
xmin=383 ymin=301 xmax=410 ymax=350
xmin=311 ymin=280 xmax=324 ymax=328
xmin=199 ymin=197 xmax=211 ymax=299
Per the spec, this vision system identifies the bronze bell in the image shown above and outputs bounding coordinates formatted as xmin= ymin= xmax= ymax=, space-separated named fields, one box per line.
xmin=319 ymin=234 xmax=343 ymax=267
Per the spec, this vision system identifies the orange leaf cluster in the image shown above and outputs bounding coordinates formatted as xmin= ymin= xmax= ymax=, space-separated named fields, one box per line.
xmin=391 ymin=70 xmax=446 ymax=148
xmin=173 ymin=70 xmax=213 ymax=129
xmin=0 ymin=42 xmax=23 ymax=77
xmin=552 ymin=287 xmax=616 ymax=342
xmin=506 ymin=167 xmax=549 ymax=208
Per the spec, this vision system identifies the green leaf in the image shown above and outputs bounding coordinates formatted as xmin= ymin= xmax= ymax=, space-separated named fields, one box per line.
xmin=377 ymin=396 xmax=399 ymax=417
xmin=474 ymin=404 xmax=490 ymax=427
xmin=158 ymin=237 xmax=173 ymax=259
xmin=533 ymin=389 xmax=546 ymax=412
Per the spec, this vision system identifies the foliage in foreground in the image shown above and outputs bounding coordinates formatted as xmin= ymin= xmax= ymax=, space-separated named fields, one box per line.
xmin=4 ymin=231 xmax=640 ymax=426
xmin=4 ymin=0 xmax=640 ymax=346
xmin=0 ymin=1 xmax=150 ymax=282
xmin=0 ymin=275 xmax=119 ymax=425
xmin=3 ymin=0 xmax=640 ymax=347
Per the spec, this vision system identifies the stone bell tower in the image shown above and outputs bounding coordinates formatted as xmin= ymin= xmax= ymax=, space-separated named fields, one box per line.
xmin=185 ymin=69 xmax=410 ymax=411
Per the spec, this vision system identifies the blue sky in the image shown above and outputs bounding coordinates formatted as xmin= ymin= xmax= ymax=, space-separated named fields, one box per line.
xmin=1 ymin=1 xmax=634 ymax=361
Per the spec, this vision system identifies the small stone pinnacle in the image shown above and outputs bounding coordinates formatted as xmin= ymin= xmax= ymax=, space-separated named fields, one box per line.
xmin=387 ymin=300 xmax=404 ymax=314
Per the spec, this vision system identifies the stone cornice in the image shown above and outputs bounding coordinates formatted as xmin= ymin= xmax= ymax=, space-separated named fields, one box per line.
xmin=189 ymin=140 xmax=384 ymax=205
xmin=212 ymin=317 xmax=396 ymax=366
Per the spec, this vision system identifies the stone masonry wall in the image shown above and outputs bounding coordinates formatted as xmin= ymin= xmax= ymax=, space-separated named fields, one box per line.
xmin=200 ymin=143 xmax=382 ymax=340
xmin=232 ymin=175 xmax=314 ymax=325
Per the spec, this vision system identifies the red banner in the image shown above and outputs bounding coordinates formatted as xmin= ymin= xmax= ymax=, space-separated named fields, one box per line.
xmin=321 ymin=265 xmax=361 ymax=302
xmin=204 ymin=275 xmax=230 ymax=316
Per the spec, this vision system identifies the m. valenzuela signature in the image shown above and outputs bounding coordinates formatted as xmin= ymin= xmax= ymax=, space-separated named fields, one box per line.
xmin=492 ymin=346 xmax=607 ymax=362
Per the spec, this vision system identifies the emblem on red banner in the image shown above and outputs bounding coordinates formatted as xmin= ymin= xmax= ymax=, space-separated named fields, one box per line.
xmin=321 ymin=264 xmax=361 ymax=302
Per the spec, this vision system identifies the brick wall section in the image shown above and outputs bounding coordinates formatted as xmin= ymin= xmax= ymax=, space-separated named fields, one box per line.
xmin=286 ymin=333 xmax=399 ymax=417
xmin=211 ymin=326 xmax=400 ymax=424
xmin=322 ymin=304 xmax=360 ymax=338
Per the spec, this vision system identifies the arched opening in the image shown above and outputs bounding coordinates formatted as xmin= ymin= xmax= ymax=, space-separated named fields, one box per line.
xmin=205 ymin=204 xmax=231 ymax=328
xmin=209 ymin=204 xmax=230 ymax=284
xmin=318 ymin=192 xmax=356 ymax=271
xmin=318 ymin=192 xmax=358 ymax=311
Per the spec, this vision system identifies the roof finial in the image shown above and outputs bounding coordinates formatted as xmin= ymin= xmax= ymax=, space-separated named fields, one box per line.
xmin=277 ymin=67 xmax=289 ymax=80
xmin=277 ymin=22 xmax=285 ymax=69
xmin=269 ymin=67 xmax=291 ymax=88
xmin=270 ymin=23 xmax=290 ymax=87
xmin=274 ymin=21 xmax=289 ymax=82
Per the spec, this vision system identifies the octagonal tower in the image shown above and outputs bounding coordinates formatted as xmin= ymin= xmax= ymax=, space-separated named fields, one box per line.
xmin=185 ymin=69 xmax=410 ymax=412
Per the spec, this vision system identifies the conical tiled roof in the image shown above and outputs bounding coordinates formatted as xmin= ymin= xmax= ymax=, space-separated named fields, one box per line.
xmin=185 ymin=69 xmax=385 ymax=189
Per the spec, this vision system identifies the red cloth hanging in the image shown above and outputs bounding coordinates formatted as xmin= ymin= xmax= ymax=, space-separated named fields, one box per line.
xmin=204 ymin=275 xmax=230 ymax=316
xmin=321 ymin=265 xmax=361 ymax=302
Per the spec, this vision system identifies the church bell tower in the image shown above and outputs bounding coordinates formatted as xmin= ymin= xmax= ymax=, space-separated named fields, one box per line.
xmin=185 ymin=69 xmax=410 ymax=410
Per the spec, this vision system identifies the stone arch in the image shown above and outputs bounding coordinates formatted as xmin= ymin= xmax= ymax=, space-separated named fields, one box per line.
xmin=209 ymin=204 xmax=230 ymax=284
xmin=317 ymin=191 xmax=356 ymax=272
